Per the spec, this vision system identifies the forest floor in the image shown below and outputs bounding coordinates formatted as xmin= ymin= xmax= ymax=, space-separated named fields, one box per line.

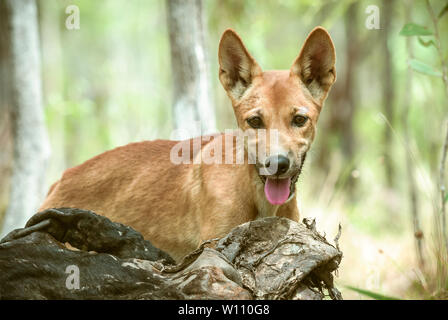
xmin=300 ymin=169 xmax=447 ymax=300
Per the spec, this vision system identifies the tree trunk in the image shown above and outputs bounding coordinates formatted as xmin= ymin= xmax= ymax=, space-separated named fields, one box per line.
xmin=340 ymin=3 xmax=357 ymax=165
xmin=0 ymin=208 xmax=343 ymax=300
xmin=166 ymin=0 xmax=216 ymax=140
xmin=1 ymin=0 xmax=50 ymax=237
xmin=319 ymin=2 xmax=359 ymax=196
xmin=382 ymin=0 xmax=395 ymax=187
xmin=402 ymin=0 xmax=424 ymax=268
xmin=0 ymin=0 xmax=13 ymax=223
xmin=425 ymin=0 xmax=448 ymax=253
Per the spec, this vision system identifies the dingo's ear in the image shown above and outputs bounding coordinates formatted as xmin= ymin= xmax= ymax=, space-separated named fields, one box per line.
xmin=291 ymin=27 xmax=336 ymax=105
xmin=218 ymin=29 xmax=262 ymax=101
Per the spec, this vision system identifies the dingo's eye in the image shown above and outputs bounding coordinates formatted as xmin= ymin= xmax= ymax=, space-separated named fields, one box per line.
xmin=247 ymin=116 xmax=263 ymax=129
xmin=292 ymin=115 xmax=308 ymax=127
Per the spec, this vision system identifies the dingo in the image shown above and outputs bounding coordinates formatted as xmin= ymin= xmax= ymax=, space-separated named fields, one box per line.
xmin=40 ymin=27 xmax=336 ymax=261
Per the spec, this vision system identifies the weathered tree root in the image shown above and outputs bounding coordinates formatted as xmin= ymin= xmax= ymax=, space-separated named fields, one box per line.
xmin=0 ymin=208 xmax=342 ymax=300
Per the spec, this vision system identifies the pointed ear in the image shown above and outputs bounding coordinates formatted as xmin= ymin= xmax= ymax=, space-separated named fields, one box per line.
xmin=291 ymin=27 xmax=336 ymax=104
xmin=218 ymin=29 xmax=262 ymax=101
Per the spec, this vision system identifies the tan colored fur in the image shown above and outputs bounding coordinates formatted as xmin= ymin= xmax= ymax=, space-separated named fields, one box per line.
xmin=40 ymin=27 xmax=336 ymax=262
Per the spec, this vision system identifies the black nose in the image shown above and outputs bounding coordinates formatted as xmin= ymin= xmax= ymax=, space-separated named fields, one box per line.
xmin=265 ymin=155 xmax=290 ymax=175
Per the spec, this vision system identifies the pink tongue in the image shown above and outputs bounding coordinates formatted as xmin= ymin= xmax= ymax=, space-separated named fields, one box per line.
xmin=264 ymin=177 xmax=291 ymax=205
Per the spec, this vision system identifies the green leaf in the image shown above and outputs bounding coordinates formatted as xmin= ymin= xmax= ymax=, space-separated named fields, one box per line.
xmin=439 ymin=3 xmax=448 ymax=18
xmin=345 ymin=286 xmax=401 ymax=300
xmin=418 ymin=37 xmax=436 ymax=48
xmin=399 ymin=23 xmax=433 ymax=36
xmin=444 ymin=194 xmax=448 ymax=203
xmin=409 ymin=59 xmax=443 ymax=77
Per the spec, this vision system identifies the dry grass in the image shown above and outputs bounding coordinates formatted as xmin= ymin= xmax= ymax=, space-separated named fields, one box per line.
xmin=298 ymin=149 xmax=447 ymax=300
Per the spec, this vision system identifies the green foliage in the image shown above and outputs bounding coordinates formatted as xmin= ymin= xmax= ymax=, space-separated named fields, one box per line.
xmin=417 ymin=36 xmax=435 ymax=48
xmin=345 ymin=286 xmax=401 ymax=300
xmin=399 ymin=23 xmax=433 ymax=36
xmin=438 ymin=3 xmax=448 ymax=19
xmin=408 ymin=59 xmax=442 ymax=77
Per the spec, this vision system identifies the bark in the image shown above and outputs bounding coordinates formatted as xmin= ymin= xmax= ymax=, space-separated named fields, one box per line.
xmin=166 ymin=0 xmax=216 ymax=139
xmin=1 ymin=0 xmax=50 ymax=237
xmin=382 ymin=0 xmax=395 ymax=187
xmin=0 ymin=208 xmax=342 ymax=300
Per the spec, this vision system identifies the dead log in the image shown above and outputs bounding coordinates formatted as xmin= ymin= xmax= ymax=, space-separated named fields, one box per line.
xmin=0 ymin=208 xmax=342 ymax=300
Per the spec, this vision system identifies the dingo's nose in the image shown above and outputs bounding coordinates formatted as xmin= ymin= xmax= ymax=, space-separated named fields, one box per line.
xmin=265 ymin=155 xmax=290 ymax=175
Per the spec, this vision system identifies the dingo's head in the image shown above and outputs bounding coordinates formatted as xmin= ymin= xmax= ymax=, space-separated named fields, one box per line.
xmin=218 ymin=27 xmax=336 ymax=205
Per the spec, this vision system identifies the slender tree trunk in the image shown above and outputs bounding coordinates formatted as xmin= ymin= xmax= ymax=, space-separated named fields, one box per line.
xmin=1 ymin=0 xmax=50 ymax=236
xmin=38 ymin=0 xmax=66 ymax=174
xmin=425 ymin=0 xmax=448 ymax=251
xmin=166 ymin=0 xmax=216 ymax=140
xmin=382 ymin=0 xmax=395 ymax=187
xmin=439 ymin=123 xmax=448 ymax=249
xmin=402 ymin=0 xmax=424 ymax=268
xmin=341 ymin=3 xmax=358 ymax=165
xmin=0 ymin=0 xmax=13 ymax=223
xmin=320 ymin=3 xmax=359 ymax=195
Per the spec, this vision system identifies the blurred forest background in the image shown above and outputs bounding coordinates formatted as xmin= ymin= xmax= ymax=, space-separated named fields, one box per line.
xmin=1 ymin=0 xmax=448 ymax=299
